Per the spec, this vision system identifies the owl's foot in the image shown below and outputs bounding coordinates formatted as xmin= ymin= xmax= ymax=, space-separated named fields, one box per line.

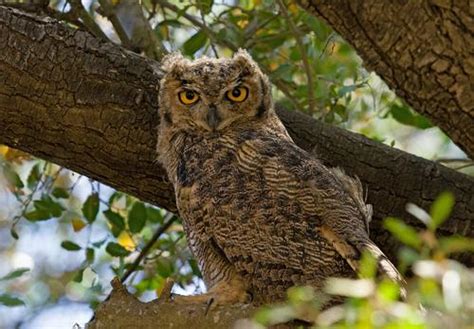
xmin=172 ymin=278 xmax=252 ymax=312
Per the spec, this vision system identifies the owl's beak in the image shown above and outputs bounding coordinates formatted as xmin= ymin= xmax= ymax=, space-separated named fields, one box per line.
xmin=207 ymin=105 xmax=221 ymax=131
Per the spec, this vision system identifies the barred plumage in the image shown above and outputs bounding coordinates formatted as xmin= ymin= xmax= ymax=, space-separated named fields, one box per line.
xmin=157 ymin=50 xmax=404 ymax=306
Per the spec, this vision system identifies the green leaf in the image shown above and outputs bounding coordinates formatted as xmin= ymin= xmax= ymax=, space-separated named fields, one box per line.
xmin=3 ymin=165 xmax=24 ymax=189
xmin=388 ymin=103 xmax=432 ymax=129
xmin=429 ymin=191 xmax=455 ymax=231
xmin=0 ymin=268 xmax=30 ymax=281
xmin=86 ymin=248 xmax=95 ymax=263
xmin=439 ymin=236 xmax=474 ymax=254
xmin=92 ymin=238 xmax=107 ymax=248
xmin=27 ymin=164 xmax=41 ymax=189
xmin=0 ymin=294 xmax=24 ymax=307
xmin=61 ymin=240 xmax=82 ymax=251
xmin=156 ymin=257 xmax=174 ymax=277
xmin=182 ymin=30 xmax=207 ymax=56
xmin=384 ymin=217 xmax=421 ymax=249
xmin=24 ymin=209 xmax=52 ymax=221
xmin=157 ymin=19 xmax=182 ymax=28
xmin=108 ymin=191 xmax=123 ymax=205
xmin=111 ymin=225 xmax=122 ymax=238
xmin=10 ymin=228 xmax=19 ymax=240
xmin=83 ymin=193 xmax=99 ymax=223
xmin=34 ymin=195 xmax=64 ymax=218
xmin=359 ymin=251 xmax=377 ymax=279
xmin=128 ymin=202 xmax=147 ymax=233
xmin=73 ymin=268 xmax=85 ymax=283
xmin=333 ymin=104 xmax=348 ymax=122
xmin=103 ymin=210 xmax=125 ymax=231
xmin=188 ymin=258 xmax=202 ymax=277
xmin=270 ymin=64 xmax=293 ymax=83
xmin=146 ymin=207 xmax=163 ymax=224
xmin=52 ymin=187 xmax=69 ymax=199
xmin=377 ymin=279 xmax=400 ymax=302
xmin=106 ymin=242 xmax=130 ymax=257
xmin=196 ymin=0 xmax=213 ymax=14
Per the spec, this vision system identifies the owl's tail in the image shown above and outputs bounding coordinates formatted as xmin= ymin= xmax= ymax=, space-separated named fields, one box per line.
xmin=356 ymin=238 xmax=407 ymax=299
xmin=325 ymin=168 xmax=406 ymax=299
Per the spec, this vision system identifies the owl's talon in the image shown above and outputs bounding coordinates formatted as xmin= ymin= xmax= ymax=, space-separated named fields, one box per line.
xmin=205 ymin=297 xmax=215 ymax=315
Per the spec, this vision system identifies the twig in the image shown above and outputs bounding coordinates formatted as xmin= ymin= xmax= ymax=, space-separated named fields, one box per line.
xmin=120 ymin=212 xmax=177 ymax=283
xmin=68 ymin=0 xmax=109 ymax=41
xmin=454 ymin=163 xmax=474 ymax=171
xmin=435 ymin=158 xmax=472 ymax=163
xmin=157 ymin=0 xmax=236 ymax=51
xmin=10 ymin=161 xmax=48 ymax=233
xmin=278 ymin=0 xmax=316 ymax=114
xmin=144 ymin=233 xmax=184 ymax=262
xmin=96 ymin=0 xmax=132 ymax=48
xmin=318 ymin=32 xmax=336 ymax=60
xmin=120 ymin=0 xmax=168 ymax=60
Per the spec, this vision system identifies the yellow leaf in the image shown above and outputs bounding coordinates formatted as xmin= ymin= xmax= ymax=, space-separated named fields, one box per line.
xmin=118 ymin=231 xmax=136 ymax=251
xmin=160 ymin=25 xmax=169 ymax=39
xmin=72 ymin=218 xmax=87 ymax=232
xmin=237 ymin=19 xmax=249 ymax=29
xmin=269 ymin=62 xmax=279 ymax=71
xmin=4 ymin=148 xmax=31 ymax=163
xmin=0 ymin=145 xmax=8 ymax=156
xmin=288 ymin=3 xmax=298 ymax=15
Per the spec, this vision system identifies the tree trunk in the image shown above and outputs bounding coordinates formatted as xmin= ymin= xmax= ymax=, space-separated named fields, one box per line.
xmin=0 ymin=6 xmax=472 ymax=267
xmin=297 ymin=0 xmax=474 ymax=159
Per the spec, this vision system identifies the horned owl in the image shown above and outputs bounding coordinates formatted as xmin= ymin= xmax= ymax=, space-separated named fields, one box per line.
xmin=157 ymin=50 xmax=403 ymax=306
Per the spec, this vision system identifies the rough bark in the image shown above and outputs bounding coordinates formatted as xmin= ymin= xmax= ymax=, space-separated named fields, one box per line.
xmin=0 ymin=6 xmax=473 ymax=267
xmin=86 ymin=278 xmax=260 ymax=329
xmin=298 ymin=0 xmax=474 ymax=159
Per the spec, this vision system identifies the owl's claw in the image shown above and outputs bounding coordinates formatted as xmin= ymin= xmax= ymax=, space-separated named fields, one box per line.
xmin=205 ymin=297 xmax=215 ymax=315
xmin=171 ymin=279 xmax=252 ymax=313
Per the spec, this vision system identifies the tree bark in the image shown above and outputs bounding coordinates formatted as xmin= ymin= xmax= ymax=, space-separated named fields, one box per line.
xmin=86 ymin=278 xmax=260 ymax=329
xmin=297 ymin=0 xmax=474 ymax=159
xmin=0 ymin=6 xmax=473 ymax=267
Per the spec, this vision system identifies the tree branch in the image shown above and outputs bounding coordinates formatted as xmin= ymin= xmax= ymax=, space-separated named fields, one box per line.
xmin=0 ymin=5 xmax=472 ymax=271
xmin=297 ymin=0 xmax=474 ymax=158
xmin=87 ymin=278 xmax=260 ymax=329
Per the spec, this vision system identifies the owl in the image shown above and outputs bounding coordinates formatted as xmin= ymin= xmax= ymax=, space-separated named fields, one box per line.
xmin=157 ymin=50 xmax=404 ymax=306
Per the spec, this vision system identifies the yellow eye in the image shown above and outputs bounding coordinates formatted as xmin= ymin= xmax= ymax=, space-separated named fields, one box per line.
xmin=226 ymin=87 xmax=248 ymax=102
xmin=178 ymin=90 xmax=199 ymax=105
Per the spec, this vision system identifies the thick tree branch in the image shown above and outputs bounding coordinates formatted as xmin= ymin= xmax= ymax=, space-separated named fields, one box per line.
xmin=87 ymin=278 xmax=260 ymax=329
xmin=0 ymin=5 xmax=473 ymax=272
xmin=298 ymin=0 xmax=474 ymax=158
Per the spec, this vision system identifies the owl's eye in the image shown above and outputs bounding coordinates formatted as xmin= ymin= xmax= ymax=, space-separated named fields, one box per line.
xmin=226 ymin=87 xmax=248 ymax=102
xmin=178 ymin=90 xmax=199 ymax=105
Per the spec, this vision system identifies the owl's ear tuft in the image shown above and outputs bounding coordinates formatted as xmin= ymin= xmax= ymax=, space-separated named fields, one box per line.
xmin=161 ymin=52 xmax=189 ymax=77
xmin=232 ymin=49 xmax=259 ymax=76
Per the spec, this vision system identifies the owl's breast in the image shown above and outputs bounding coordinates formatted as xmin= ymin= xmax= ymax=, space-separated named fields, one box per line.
xmin=178 ymin=140 xmax=265 ymax=214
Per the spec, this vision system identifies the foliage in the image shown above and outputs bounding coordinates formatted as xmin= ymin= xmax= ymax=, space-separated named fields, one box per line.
xmin=250 ymin=193 xmax=474 ymax=329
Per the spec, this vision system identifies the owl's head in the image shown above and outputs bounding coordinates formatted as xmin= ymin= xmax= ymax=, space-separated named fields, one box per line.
xmin=158 ymin=49 xmax=273 ymax=133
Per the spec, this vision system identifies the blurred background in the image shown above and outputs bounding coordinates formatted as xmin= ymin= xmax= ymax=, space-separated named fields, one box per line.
xmin=0 ymin=0 xmax=472 ymax=328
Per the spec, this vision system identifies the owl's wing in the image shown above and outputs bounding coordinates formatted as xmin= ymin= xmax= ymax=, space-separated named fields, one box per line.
xmin=317 ymin=168 xmax=404 ymax=285
xmin=258 ymin=139 xmax=406 ymax=293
